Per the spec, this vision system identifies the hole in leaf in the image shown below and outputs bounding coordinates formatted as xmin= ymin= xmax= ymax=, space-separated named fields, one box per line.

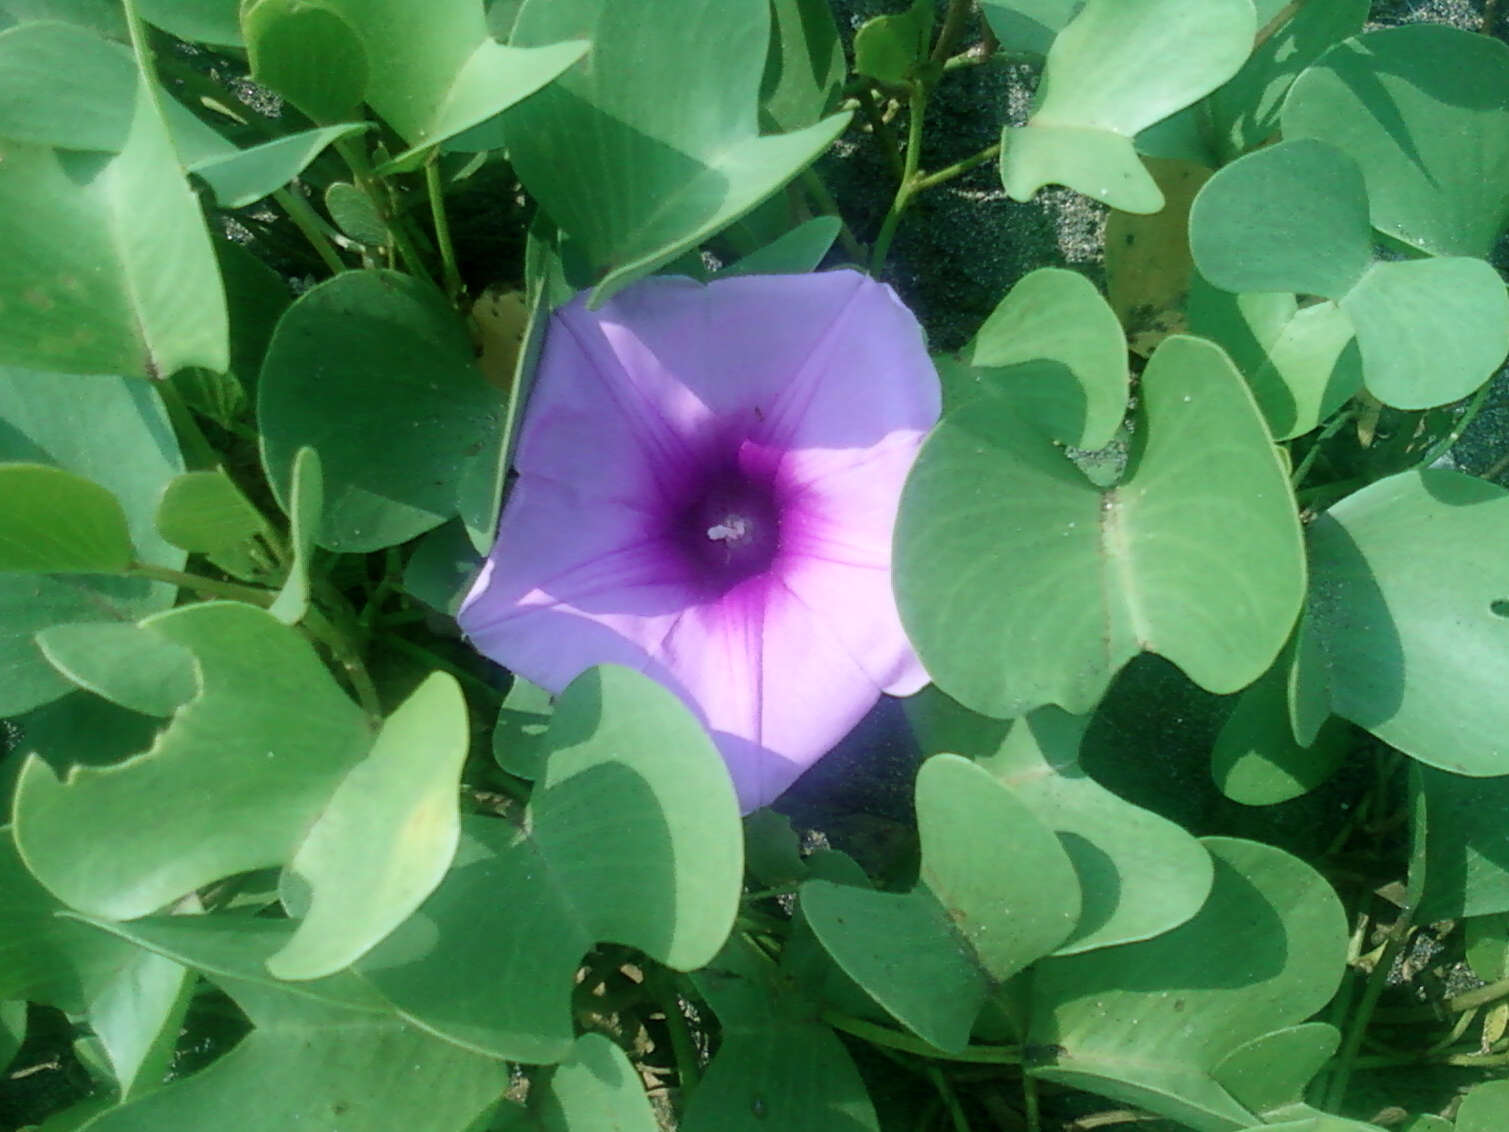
xmin=1491 ymin=600 xmax=1509 ymax=618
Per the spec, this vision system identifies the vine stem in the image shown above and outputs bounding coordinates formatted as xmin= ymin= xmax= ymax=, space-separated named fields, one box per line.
xmin=912 ymin=141 xmax=1002 ymax=193
xmin=425 ymin=157 xmax=466 ymax=305
xmin=869 ymin=82 xmax=929 ymax=274
xmin=1290 ymin=406 xmax=1357 ymax=489
xmin=154 ymin=380 xmax=220 ymax=470
xmin=926 ymin=1065 xmax=972 ymax=1132
xmin=1414 ymin=378 xmax=1496 ymax=471
xmin=1023 ymin=1071 xmax=1042 ymax=1132
xmin=656 ymin=981 xmax=701 ymax=1093
xmin=128 ymin=562 xmax=274 ymax=606
xmin=1323 ymin=901 xmax=1415 ymax=1111
xmin=335 ymin=137 xmax=436 ymax=286
xmin=821 ymin=1011 xmax=1023 ymax=1065
xmin=273 ymin=188 xmax=348 ymax=276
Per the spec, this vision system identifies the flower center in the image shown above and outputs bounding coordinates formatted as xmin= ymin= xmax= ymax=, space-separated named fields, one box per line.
xmin=676 ymin=469 xmax=781 ymax=588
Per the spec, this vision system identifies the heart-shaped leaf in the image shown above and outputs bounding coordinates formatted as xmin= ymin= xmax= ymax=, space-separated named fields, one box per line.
xmin=1209 ymin=1023 xmax=1340 ymax=1118
xmin=1190 ymin=139 xmax=1509 ymax=410
xmin=155 ymin=468 xmax=275 ymax=580
xmin=506 ymin=0 xmax=849 ymax=304
xmin=999 ymin=0 xmax=1253 ymax=213
xmin=975 ymin=709 xmax=1213 ymax=954
xmin=267 ymin=672 xmax=469 ymax=980
xmin=978 ymin=0 xmax=1083 ymax=56
xmin=802 ymin=754 xmax=1080 ymax=1051
xmin=1457 ymin=1080 xmax=1509 ymax=1132
xmin=897 ymin=334 xmax=1305 ymax=718
xmin=1301 ymin=470 xmax=1509 ymax=777
xmin=243 ymin=0 xmax=368 ymax=122
xmin=1028 ymin=837 xmax=1348 ymax=1131
xmin=13 ymin=602 xmax=372 ymax=919
xmin=529 ymin=1034 xmax=659 ymax=1132
xmin=258 ymin=271 xmax=500 ymax=553
xmin=1283 ymin=24 xmax=1509 ymax=260
xmin=852 ymin=0 xmax=930 ymax=85
xmin=760 ymin=0 xmax=845 ymax=132
xmin=0 ymin=368 xmax=183 ymax=716
xmin=353 ymin=665 xmax=742 ymax=1062
xmin=36 ymin=622 xmax=196 ymax=717
xmin=954 ymin=267 xmax=1127 ymax=449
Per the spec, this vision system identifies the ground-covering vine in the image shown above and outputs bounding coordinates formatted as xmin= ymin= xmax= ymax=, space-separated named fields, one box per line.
xmin=1 ymin=1 xmax=1508 ymax=1130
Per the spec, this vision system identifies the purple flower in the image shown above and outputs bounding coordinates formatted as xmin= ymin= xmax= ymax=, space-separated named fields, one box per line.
xmin=459 ymin=269 xmax=940 ymax=811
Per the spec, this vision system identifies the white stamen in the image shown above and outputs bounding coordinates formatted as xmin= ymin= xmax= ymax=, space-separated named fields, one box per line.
xmin=707 ymin=516 xmax=750 ymax=543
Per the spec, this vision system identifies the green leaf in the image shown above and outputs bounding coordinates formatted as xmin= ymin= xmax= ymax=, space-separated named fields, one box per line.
xmin=1412 ymin=767 xmax=1509 ymax=921
xmin=684 ymin=934 xmax=879 ymax=1132
xmin=1283 ymin=24 xmax=1509 ymax=260
xmin=311 ymin=0 xmax=587 ymax=164
xmin=760 ymin=0 xmax=845 ymax=132
xmin=1190 ymin=140 xmax=1509 ymax=410
xmin=955 ymin=267 xmax=1128 ymax=449
xmin=215 ymin=236 xmax=291 ymax=391
xmin=1205 ymin=0 xmax=1367 ymax=163
xmin=715 ymin=216 xmax=842 ymax=279
xmin=243 ymin=0 xmax=368 ymax=122
xmin=402 ymin=519 xmax=480 ymax=617
xmin=0 ymin=19 xmax=135 ymax=150
xmin=852 ymin=0 xmax=931 ymax=85
xmin=324 ymin=181 xmax=389 ymax=246
xmin=976 ymin=709 xmax=1213 ymax=954
xmin=138 ymin=0 xmax=240 ymax=45
xmin=491 ymin=674 xmax=553 ymax=781
xmin=1209 ymin=1023 xmax=1339 ymax=1118
xmin=999 ymin=0 xmax=1254 ymax=213
xmin=802 ymin=755 xmax=1080 ymax=1051
xmin=80 ymin=975 xmax=510 ymax=1132
xmin=506 ymin=0 xmax=850 ymax=304
xmin=268 ymin=673 xmax=468 ymax=980
xmin=896 ymin=335 xmax=1305 ymax=718
xmin=155 ymin=469 xmax=273 ymax=579
xmin=85 ymin=942 xmax=192 ymax=1100
xmin=1466 ymin=914 xmax=1509 ymax=982
xmin=13 ymin=602 xmax=371 ymax=919
xmin=0 ymin=44 xmax=228 ymax=377
xmin=258 ymin=271 xmax=501 ymax=553
xmin=1191 ymin=139 xmax=1372 ymax=299
xmin=978 ymin=0 xmax=1083 ymax=56
xmin=1028 ymin=838 xmax=1348 ymax=1131
xmin=1186 ymin=275 xmax=1361 ymax=441
xmin=0 ymin=464 xmax=133 ymax=573
xmin=1211 ymin=644 xmax=1350 ymax=806
xmin=355 ymin=665 xmax=742 ymax=1062
xmin=0 ymin=368 xmax=183 ymax=716
xmin=268 ymin=446 xmax=321 ymax=625
xmin=1457 ymin=1080 xmax=1509 ymax=1132
xmin=533 ymin=1034 xmax=658 ymax=1132
xmin=187 ymin=123 xmax=368 ymax=209
xmin=1302 ymin=470 xmax=1509 ymax=777
xmin=36 ymin=622 xmax=197 ymax=717
xmin=0 ymin=825 xmax=146 ymax=1014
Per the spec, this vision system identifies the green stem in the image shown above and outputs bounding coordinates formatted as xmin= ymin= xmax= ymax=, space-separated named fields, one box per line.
xmin=822 ymin=1011 xmax=1023 ymax=1065
xmin=128 ymin=562 xmax=274 ymax=606
xmin=425 ymin=157 xmax=466 ymax=305
xmin=304 ymin=606 xmax=383 ymax=720
xmin=1323 ymin=904 xmax=1415 ymax=1111
xmin=929 ymin=0 xmax=974 ymax=66
xmin=926 ymin=1065 xmax=971 ymax=1132
xmin=857 ymin=86 xmax=906 ymax=178
xmin=912 ymin=141 xmax=1003 ymax=193
xmin=1415 ymin=379 xmax=1495 ymax=471
xmin=1022 ymin=1071 xmax=1042 ymax=1132
xmin=657 ymin=980 xmax=701 ymax=1093
xmin=155 ymin=380 xmax=220 ymax=470
xmin=869 ymin=83 xmax=929 ymax=274
xmin=742 ymin=884 xmax=800 ymax=903
xmin=273 ymin=188 xmax=348 ymax=276
xmin=1290 ymin=407 xmax=1357 ymax=489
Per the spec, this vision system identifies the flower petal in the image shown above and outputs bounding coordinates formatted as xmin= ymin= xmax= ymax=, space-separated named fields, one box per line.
xmin=654 ymin=580 xmax=886 ymax=811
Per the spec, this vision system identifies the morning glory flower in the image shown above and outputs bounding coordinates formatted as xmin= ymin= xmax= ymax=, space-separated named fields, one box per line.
xmin=459 ymin=269 xmax=940 ymax=811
